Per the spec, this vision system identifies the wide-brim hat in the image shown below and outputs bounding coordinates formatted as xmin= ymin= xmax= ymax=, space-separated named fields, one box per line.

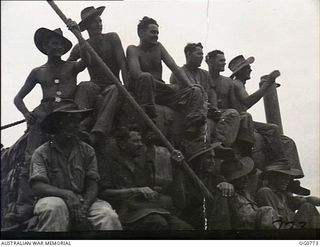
xmin=262 ymin=158 xmax=302 ymax=178
xmin=34 ymin=28 xmax=72 ymax=55
xmin=220 ymin=157 xmax=254 ymax=182
xmin=41 ymin=102 xmax=93 ymax=135
xmin=187 ymin=142 xmax=221 ymax=162
xmin=228 ymin=55 xmax=255 ymax=78
xmin=79 ymin=6 xmax=105 ymax=32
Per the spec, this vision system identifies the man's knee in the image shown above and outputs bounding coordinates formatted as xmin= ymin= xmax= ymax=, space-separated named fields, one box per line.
xmin=34 ymin=197 xmax=69 ymax=231
xmin=299 ymin=202 xmax=318 ymax=213
xmin=138 ymin=72 xmax=154 ymax=82
xmin=88 ymin=200 xmax=122 ymax=230
xmin=224 ymin=109 xmax=240 ymax=117
xmin=34 ymin=197 xmax=68 ymax=216
xmin=76 ymin=81 xmax=99 ymax=91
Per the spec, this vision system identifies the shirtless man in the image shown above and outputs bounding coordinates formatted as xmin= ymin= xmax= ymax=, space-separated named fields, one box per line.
xmin=206 ymin=50 xmax=255 ymax=154
xmin=14 ymin=24 xmax=87 ymax=162
xmin=228 ymin=55 xmax=287 ymax=162
xmin=68 ymin=6 xmax=130 ymax=145
xmin=126 ymin=17 xmax=207 ymax=156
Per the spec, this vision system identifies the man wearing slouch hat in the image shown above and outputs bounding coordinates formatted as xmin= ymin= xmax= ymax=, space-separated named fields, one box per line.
xmin=29 ymin=103 xmax=122 ymax=231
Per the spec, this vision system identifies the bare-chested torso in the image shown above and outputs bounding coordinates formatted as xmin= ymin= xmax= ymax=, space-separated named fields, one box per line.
xmin=132 ymin=42 xmax=163 ymax=81
xmin=212 ymin=75 xmax=236 ymax=109
xmin=33 ymin=61 xmax=78 ymax=99
xmin=69 ymin=33 xmax=122 ymax=87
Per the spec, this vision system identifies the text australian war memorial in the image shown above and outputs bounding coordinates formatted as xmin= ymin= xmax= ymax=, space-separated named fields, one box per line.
xmin=1 ymin=1 xmax=319 ymax=235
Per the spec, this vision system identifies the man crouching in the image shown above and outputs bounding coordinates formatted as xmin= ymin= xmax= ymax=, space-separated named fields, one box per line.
xmin=29 ymin=102 xmax=122 ymax=231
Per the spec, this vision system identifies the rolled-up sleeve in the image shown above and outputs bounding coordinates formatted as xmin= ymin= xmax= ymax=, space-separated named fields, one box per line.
xmin=29 ymin=148 xmax=49 ymax=185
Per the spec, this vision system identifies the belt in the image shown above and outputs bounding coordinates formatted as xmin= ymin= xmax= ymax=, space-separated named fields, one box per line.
xmin=41 ymin=97 xmax=74 ymax=103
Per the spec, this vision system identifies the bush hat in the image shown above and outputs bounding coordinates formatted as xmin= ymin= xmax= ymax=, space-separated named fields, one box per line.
xmin=228 ymin=55 xmax=255 ymax=78
xmin=220 ymin=157 xmax=254 ymax=182
xmin=41 ymin=102 xmax=93 ymax=135
xmin=34 ymin=28 xmax=72 ymax=55
xmin=262 ymin=158 xmax=302 ymax=178
xmin=79 ymin=6 xmax=105 ymax=31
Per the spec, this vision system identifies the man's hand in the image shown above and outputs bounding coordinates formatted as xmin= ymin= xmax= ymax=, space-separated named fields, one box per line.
xmin=207 ymin=107 xmax=222 ymax=121
xmin=66 ymin=18 xmax=81 ymax=36
xmin=217 ymin=182 xmax=234 ymax=197
xmin=24 ymin=112 xmax=37 ymax=125
xmin=62 ymin=190 xmax=85 ymax=220
xmin=136 ymin=187 xmax=159 ymax=201
xmin=171 ymin=149 xmax=184 ymax=163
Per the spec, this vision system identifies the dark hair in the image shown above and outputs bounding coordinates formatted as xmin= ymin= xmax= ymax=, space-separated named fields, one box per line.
xmin=114 ymin=124 xmax=141 ymax=143
xmin=137 ymin=16 xmax=159 ymax=36
xmin=184 ymin=42 xmax=203 ymax=57
xmin=205 ymin=50 xmax=224 ymax=63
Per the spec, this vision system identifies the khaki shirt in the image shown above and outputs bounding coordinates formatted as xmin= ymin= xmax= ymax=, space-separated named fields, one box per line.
xmin=30 ymin=138 xmax=100 ymax=194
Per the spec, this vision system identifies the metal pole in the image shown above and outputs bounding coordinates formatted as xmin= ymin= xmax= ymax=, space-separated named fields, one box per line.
xmin=46 ymin=0 xmax=214 ymax=203
xmin=263 ymin=83 xmax=284 ymax=134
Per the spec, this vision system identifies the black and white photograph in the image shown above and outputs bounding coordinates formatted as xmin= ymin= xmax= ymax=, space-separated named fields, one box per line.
xmin=1 ymin=0 xmax=319 ymax=241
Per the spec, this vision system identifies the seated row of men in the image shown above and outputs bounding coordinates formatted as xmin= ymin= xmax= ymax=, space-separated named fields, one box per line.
xmin=10 ymin=5 xmax=320 ymax=231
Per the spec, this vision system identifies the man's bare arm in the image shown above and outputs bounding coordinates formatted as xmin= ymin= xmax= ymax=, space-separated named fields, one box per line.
xmin=234 ymin=79 xmax=272 ymax=110
xmin=110 ymin=33 xmax=130 ymax=87
xmin=14 ymin=69 xmax=38 ymax=122
xmin=127 ymin=45 xmax=144 ymax=80
xmin=67 ymin=44 xmax=81 ymax=62
xmin=66 ymin=19 xmax=91 ymax=73
xmin=160 ymin=43 xmax=192 ymax=88
xmin=81 ymin=179 xmax=98 ymax=209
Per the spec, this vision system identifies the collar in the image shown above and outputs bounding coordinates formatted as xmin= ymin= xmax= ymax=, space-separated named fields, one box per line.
xmin=49 ymin=136 xmax=80 ymax=160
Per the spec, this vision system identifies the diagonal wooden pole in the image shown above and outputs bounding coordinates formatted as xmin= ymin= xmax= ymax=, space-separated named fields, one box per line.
xmin=1 ymin=119 xmax=26 ymax=130
xmin=46 ymin=0 xmax=214 ymax=203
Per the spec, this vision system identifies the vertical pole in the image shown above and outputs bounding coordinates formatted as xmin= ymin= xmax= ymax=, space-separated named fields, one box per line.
xmin=263 ymin=83 xmax=284 ymax=134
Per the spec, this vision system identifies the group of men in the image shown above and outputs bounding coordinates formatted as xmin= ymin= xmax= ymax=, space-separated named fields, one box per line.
xmin=6 ymin=5 xmax=320 ymax=231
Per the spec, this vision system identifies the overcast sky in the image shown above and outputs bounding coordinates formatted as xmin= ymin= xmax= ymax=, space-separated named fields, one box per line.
xmin=1 ymin=0 xmax=319 ymax=196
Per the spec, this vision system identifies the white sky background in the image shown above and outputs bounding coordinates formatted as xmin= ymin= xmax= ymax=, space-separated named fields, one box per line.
xmin=1 ymin=0 xmax=319 ymax=197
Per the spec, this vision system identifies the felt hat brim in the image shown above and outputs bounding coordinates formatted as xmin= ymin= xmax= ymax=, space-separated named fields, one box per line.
xmin=41 ymin=108 xmax=93 ymax=135
xmin=230 ymin=56 xmax=255 ymax=78
xmin=227 ymin=157 xmax=254 ymax=181
xmin=79 ymin=6 xmax=105 ymax=32
xmin=34 ymin=28 xmax=72 ymax=55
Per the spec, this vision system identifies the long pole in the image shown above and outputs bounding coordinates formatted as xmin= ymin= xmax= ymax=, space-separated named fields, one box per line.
xmin=1 ymin=119 xmax=26 ymax=130
xmin=46 ymin=0 xmax=214 ymax=203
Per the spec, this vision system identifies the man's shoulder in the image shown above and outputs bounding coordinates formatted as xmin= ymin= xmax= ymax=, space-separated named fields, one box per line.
xmin=33 ymin=141 xmax=50 ymax=157
xmin=220 ymin=75 xmax=234 ymax=83
xmin=198 ymin=67 xmax=210 ymax=75
xmin=103 ymin=32 xmax=120 ymax=41
xmin=78 ymin=140 xmax=95 ymax=153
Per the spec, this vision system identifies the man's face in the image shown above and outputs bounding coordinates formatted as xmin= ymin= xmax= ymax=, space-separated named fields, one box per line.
xmin=44 ymin=37 xmax=64 ymax=57
xmin=187 ymin=47 xmax=203 ymax=68
xmin=140 ymin=24 xmax=159 ymax=45
xmin=87 ymin=16 xmax=103 ymax=35
xmin=59 ymin=113 xmax=81 ymax=136
xmin=272 ymin=173 xmax=291 ymax=191
xmin=207 ymin=54 xmax=226 ymax=72
xmin=238 ymin=65 xmax=252 ymax=81
xmin=125 ymin=131 xmax=144 ymax=157
xmin=232 ymin=175 xmax=250 ymax=191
